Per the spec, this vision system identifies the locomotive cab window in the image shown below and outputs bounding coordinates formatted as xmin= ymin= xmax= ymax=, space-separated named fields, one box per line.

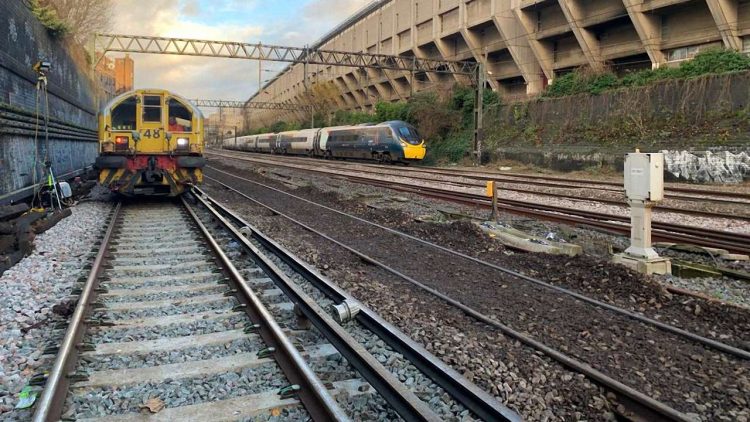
xmin=142 ymin=95 xmax=162 ymax=123
xmin=398 ymin=126 xmax=421 ymax=144
xmin=111 ymin=96 xmax=137 ymax=130
xmin=168 ymin=98 xmax=192 ymax=132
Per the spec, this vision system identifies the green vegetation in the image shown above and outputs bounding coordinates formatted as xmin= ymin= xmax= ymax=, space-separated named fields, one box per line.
xmin=544 ymin=49 xmax=750 ymax=97
xmin=30 ymin=0 xmax=70 ymax=37
xmin=247 ymin=87 xmax=500 ymax=164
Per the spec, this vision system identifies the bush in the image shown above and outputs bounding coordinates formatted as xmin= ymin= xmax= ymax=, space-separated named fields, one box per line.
xmin=31 ymin=0 xmax=69 ymax=37
xmin=544 ymin=49 xmax=750 ymax=97
xmin=374 ymin=101 xmax=409 ymax=122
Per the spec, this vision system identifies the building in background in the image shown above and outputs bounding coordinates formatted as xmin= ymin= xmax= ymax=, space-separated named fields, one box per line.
xmin=250 ymin=0 xmax=750 ymax=125
xmin=95 ymin=55 xmax=116 ymax=99
xmin=205 ymin=108 xmax=244 ymax=145
xmin=114 ymin=54 xmax=134 ymax=94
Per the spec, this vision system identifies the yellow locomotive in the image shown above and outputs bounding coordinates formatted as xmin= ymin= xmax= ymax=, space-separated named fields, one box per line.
xmin=95 ymin=89 xmax=205 ymax=196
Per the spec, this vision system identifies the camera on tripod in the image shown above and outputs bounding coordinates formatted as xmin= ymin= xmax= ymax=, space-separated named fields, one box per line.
xmin=32 ymin=60 xmax=51 ymax=75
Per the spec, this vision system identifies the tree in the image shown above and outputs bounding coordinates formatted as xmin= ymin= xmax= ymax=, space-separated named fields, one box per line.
xmin=39 ymin=0 xmax=113 ymax=44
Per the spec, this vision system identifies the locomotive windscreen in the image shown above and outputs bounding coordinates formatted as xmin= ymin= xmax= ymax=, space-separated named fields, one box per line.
xmin=397 ymin=125 xmax=422 ymax=145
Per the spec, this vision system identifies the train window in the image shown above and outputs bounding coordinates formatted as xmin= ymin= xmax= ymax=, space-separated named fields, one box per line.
xmin=111 ymin=96 xmax=137 ymax=130
xmin=142 ymin=95 xmax=162 ymax=123
xmin=379 ymin=128 xmax=394 ymax=142
xmin=168 ymin=98 xmax=193 ymax=132
xmin=398 ymin=126 xmax=421 ymax=144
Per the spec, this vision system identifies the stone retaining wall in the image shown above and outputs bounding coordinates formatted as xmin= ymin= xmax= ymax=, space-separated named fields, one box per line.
xmin=0 ymin=1 xmax=101 ymax=204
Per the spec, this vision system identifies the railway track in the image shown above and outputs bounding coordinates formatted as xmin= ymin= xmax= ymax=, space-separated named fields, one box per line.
xmin=210 ymin=149 xmax=750 ymax=207
xmin=33 ymin=198 xmax=516 ymax=421
xmin=200 ymin=168 xmax=750 ymax=421
xmin=206 ymin=151 xmax=750 ymax=254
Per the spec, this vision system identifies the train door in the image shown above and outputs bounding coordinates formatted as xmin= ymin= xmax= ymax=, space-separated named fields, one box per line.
xmin=138 ymin=94 xmax=166 ymax=153
xmin=360 ymin=129 xmax=374 ymax=159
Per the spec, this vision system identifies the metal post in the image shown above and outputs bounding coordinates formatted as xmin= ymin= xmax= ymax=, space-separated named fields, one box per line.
xmin=473 ymin=63 xmax=486 ymax=165
xmin=304 ymin=49 xmax=315 ymax=129
xmin=492 ymin=180 xmax=499 ymax=221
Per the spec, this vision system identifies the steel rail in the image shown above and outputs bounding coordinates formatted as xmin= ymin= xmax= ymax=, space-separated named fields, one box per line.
xmin=204 ymin=154 xmax=750 ymax=254
xmin=211 ymin=149 xmax=750 ymax=205
xmin=189 ymin=193 xmax=445 ymax=422
xmin=204 ymin=169 xmax=750 ymax=360
xmin=33 ymin=203 xmax=121 ymax=422
xmin=181 ymin=197 xmax=348 ymax=422
xmin=414 ymin=164 xmax=750 ymax=202
xmin=209 ymin=150 xmax=750 ymax=218
xmin=193 ymin=186 xmax=520 ymax=422
xmin=197 ymin=179 xmax=694 ymax=422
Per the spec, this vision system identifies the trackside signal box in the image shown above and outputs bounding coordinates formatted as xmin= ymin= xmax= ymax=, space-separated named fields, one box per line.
xmin=624 ymin=153 xmax=664 ymax=202
xmin=613 ymin=152 xmax=671 ymax=275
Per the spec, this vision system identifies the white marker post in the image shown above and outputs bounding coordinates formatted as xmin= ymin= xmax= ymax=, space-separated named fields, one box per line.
xmin=613 ymin=152 xmax=672 ymax=275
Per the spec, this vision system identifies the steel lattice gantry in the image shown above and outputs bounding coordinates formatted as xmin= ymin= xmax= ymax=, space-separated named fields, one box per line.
xmin=94 ymin=33 xmax=486 ymax=160
xmin=189 ymin=99 xmax=312 ymax=112
xmin=94 ymin=34 xmax=478 ymax=76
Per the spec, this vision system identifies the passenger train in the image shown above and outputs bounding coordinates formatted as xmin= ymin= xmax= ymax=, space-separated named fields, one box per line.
xmin=222 ymin=120 xmax=426 ymax=163
xmin=95 ymin=89 xmax=206 ymax=196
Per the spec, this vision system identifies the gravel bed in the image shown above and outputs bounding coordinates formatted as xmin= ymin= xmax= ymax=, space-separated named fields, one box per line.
xmin=99 ymin=284 xmax=227 ymax=304
xmin=203 ymin=160 xmax=750 ymax=420
xmin=105 ymin=262 xmax=216 ymax=277
xmin=88 ymin=312 xmax=247 ymax=343
xmin=655 ymin=246 xmax=750 ymax=273
xmin=110 ymin=252 xmax=210 ymax=266
xmin=77 ymin=337 xmax=264 ymax=371
xmin=0 ymin=200 xmax=113 ymax=418
xmin=67 ymin=364 xmax=286 ymax=417
xmin=100 ymin=285 xmax=227 ymax=304
xmin=94 ymin=296 xmax=238 ymax=320
xmin=102 ymin=274 xmax=226 ymax=290
xmin=240 ymin=407 xmax=311 ymax=421
xmin=659 ymin=275 xmax=750 ymax=309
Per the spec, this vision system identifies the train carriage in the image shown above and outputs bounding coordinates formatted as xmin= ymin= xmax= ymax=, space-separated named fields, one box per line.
xmin=276 ymin=128 xmax=317 ymax=155
xmin=96 ymin=89 xmax=206 ymax=196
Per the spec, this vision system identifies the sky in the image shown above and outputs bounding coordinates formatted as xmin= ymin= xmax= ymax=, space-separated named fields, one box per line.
xmin=111 ymin=0 xmax=371 ymax=103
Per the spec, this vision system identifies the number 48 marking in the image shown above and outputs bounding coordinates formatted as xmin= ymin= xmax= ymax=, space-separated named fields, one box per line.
xmin=142 ymin=129 xmax=161 ymax=139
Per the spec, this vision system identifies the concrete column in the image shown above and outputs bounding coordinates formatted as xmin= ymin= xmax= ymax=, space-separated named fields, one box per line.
xmin=492 ymin=0 xmax=544 ymax=95
xmin=432 ymin=0 xmax=466 ymax=85
xmin=622 ymin=0 xmax=667 ymax=68
xmin=511 ymin=3 xmax=555 ymax=82
xmin=459 ymin=0 xmax=501 ymax=91
xmin=333 ymin=77 xmax=357 ymax=109
xmin=342 ymin=73 xmax=368 ymax=110
xmin=706 ymin=0 xmax=742 ymax=51
xmin=557 ymin=0 xmax=604 ymax=71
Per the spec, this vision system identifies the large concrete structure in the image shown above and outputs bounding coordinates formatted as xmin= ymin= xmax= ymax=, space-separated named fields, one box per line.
xmin=249 ymin=0 xmax=750 ymax=125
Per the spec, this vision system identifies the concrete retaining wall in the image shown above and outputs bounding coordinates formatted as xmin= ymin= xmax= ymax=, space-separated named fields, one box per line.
xmin=487 ymin=72 xmax=750 ymax=183
xmin=0 ymin=1 xmax=100 ymax=204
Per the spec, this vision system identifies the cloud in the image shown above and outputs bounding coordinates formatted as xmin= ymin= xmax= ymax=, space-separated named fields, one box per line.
xmin=109 ymin=0 xmax=371 ymax=104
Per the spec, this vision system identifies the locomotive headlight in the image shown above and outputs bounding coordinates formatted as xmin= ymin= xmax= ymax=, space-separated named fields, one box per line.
xmin=399 ymin=139 xmax=408 ymax=147
xmin=176 ymin=137 xmax=189 ymax=150
xmin=114 ymin=136 xmax=129 ymax=151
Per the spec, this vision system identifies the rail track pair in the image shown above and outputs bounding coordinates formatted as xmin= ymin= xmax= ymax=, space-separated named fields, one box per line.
xmin=32 ymin=192 xmax=516 ymax=421
xmin=201 ymin=166 xmax=749 ymax=422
